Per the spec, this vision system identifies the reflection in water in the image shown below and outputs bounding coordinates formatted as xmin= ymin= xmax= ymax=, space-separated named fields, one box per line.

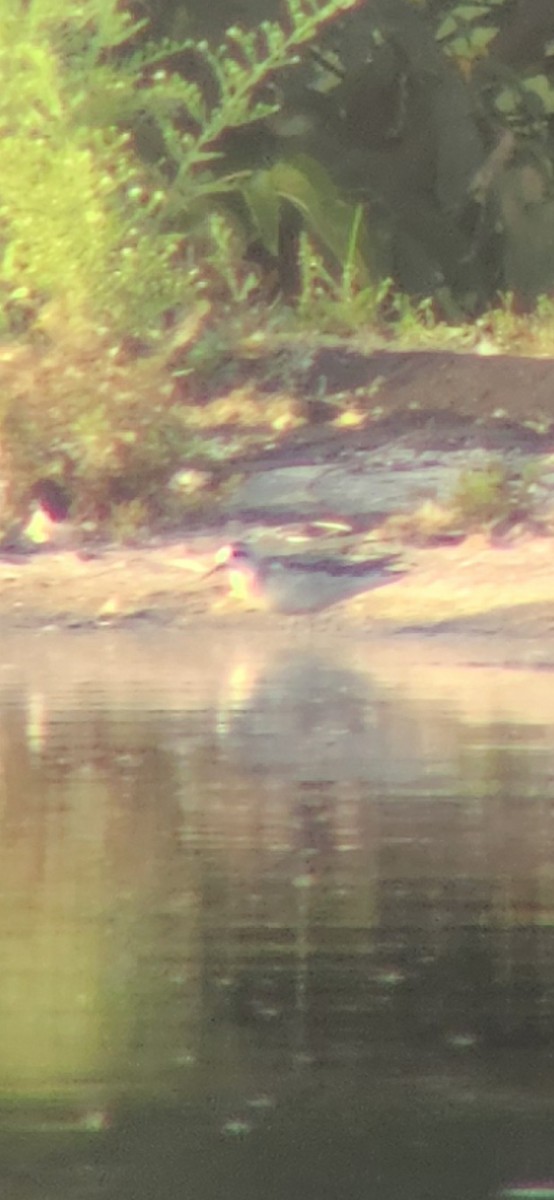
xmin=0 ymin=630 xmax=553 ymax=1198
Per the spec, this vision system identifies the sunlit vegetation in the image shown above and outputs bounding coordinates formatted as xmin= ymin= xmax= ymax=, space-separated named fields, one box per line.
xmin=1 ymin=0 xmax=554 ymax=533
xmin=378 ymin=456 xmax=551 ymax=546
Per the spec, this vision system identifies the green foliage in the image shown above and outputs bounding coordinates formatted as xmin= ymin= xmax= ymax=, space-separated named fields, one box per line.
xmin=6 ymin=0 xmax=554 ymax=533
xmin=0 ymin=334 xmax=192 ymax=521
xmin=241 ymin=154 xmax=373 ymax=277
xmin=450 ymin=457 xmax=540 ymax=528
xmin=0 ymin=0 xmax=184 ymax=336
xmin=158 ymin=0 xmax=364 ymax=189
xmin=0 ymin=0 xmax=369 ymax=523
xmin=0 ymin=0 xmax=362 ymax=339
xmin=293 ymin=228 xmax=390 ymax=333
xmin=436 ymin=1 xmax=506 ymax=67
xmin=5 ymin=0 xmax=554 ymax=338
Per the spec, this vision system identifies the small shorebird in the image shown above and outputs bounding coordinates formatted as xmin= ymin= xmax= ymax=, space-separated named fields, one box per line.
xmin=213 ymin=540 xmax=404 ymax=613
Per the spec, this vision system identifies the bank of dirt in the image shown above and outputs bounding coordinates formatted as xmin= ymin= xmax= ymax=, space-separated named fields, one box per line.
xmin=4 ymin=346 xmax=554 ymax=664
xmin=2 ymin=533 xmax=554 ymax=667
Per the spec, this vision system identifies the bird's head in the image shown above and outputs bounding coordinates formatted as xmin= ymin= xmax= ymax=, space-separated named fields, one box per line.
xmin=210 ymin=541 xmax=262 ymax=602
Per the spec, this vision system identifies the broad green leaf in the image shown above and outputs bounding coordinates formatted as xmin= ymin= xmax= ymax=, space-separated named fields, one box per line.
xmin=241 ymin=170 xmax=281 ymax=256
xmin=447 ymin=36 xmax=474 ymax=60
xmin=264 ymin=155 xmax=370 ymax=279
xmin=524 ymin=75 xmax=554 ymax=115
xmin=450 ymin=5 xmax=490 ymax=19
xmin=495 ymin=87 xmax=519 ymax=114
xmin=469 ymin=26 xmax=498 ymax=50
xmin=437 ymin=5 xmax=494 ymax=39
xmin=436 ymin=16 xmax=458 ymax=39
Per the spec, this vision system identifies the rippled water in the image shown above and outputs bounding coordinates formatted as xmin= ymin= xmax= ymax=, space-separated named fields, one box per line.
xmin=1 ymin=626 xmax=554 ymax=1200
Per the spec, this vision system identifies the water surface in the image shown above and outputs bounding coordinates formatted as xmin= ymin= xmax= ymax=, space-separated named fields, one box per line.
xmin=1 ymin=627 xmax=553 ymax=1200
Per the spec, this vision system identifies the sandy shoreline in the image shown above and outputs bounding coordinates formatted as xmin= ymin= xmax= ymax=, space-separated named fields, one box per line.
xmin=1 ymin=534 xmax=554 ymax=674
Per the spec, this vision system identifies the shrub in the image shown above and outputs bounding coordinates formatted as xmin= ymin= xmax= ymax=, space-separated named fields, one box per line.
xmin=0 ymin=0 xmax=360 ymax=525
xmin=0 ymin=0 xmax=361 ymax=339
